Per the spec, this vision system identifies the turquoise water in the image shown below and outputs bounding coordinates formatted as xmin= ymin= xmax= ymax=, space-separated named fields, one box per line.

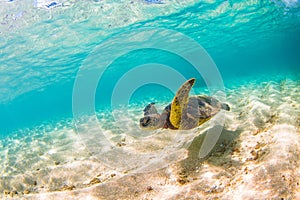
xmin=0 ymin=0 xmax=299 ymax=134
xmin=1 ymin=1 xmax=300 ymax=197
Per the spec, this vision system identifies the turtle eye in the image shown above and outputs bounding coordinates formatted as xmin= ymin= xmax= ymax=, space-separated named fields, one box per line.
xmin=140 ymin=116 xmax=151 ymax=127
xmin=145 ymin=117 xmax=151 ymax=124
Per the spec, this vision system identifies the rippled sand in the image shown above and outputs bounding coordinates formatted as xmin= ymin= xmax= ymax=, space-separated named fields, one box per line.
xmin=1 ymin=78 xmax=299 ymax=199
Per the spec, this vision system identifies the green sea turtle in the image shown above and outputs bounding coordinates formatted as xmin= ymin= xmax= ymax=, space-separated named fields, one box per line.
xmin=139 ymin=78 xmax=230 ymax=130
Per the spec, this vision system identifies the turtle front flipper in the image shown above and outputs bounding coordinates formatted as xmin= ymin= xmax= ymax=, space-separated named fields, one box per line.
xmin=170 ymin=78 xmax=195 ymax=129
xmin=140 ymin=103 xmax=163 ymax=130
xmin=143 ymin=102 xmax=158 ymax=116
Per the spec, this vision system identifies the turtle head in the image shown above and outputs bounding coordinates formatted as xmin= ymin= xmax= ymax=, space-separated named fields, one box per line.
xmin=140 ymin=103 xmax=163 ymax=130
xmin=140 ymin=114 xmax=162 ymax=130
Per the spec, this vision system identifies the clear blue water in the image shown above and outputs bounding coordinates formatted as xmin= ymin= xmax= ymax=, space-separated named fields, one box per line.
xmin=0 ymin=0 xmax=300 ymax=135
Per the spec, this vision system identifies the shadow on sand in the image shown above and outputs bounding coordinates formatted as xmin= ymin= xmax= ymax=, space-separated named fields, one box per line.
xmin=177 ymin=126 xmax=243 ymax=183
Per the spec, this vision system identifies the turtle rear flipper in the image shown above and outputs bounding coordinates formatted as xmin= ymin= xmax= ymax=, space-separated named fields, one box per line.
xmin=170 ymin=78 xmax=195 ymax=129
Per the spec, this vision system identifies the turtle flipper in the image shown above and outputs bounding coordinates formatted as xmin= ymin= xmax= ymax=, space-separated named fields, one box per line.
xmin=143 ymin=102 xmax=158 ymax=116
xmin=170 ymin=78 xmax=195 ymax=129
xmin=140 ymin=103 xmax=163 ymax=130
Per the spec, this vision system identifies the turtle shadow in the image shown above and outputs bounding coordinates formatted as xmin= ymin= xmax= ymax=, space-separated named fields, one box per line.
xmin=176 ymin=126 xmax=243 ymax=183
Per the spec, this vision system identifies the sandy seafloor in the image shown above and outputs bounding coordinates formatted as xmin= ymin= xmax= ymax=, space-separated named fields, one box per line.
xmin=1 ymin=76 xmax=300 ymax=200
